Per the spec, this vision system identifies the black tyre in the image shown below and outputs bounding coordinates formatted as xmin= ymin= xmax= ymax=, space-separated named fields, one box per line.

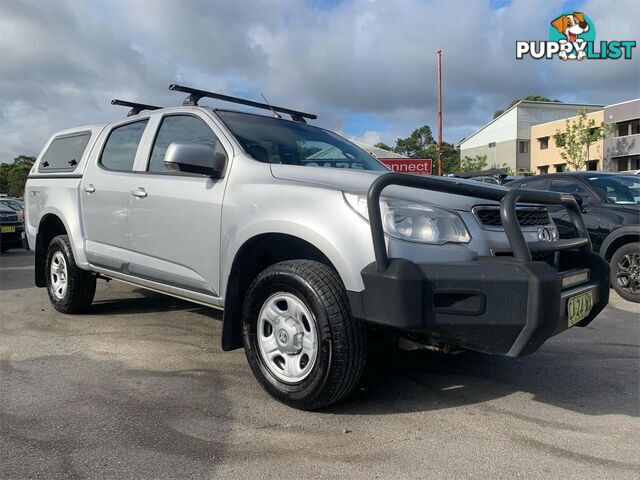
xmin=242 ymin=260 xmax=366 ymax=410
xmin=45 ymin=235 xmax=96 ymax=313
xmin=610 ymin=243 xmax=640 ymax=303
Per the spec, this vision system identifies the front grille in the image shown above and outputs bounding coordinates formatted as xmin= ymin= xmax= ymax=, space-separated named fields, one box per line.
xmin=0 ymin=212 xmax=19 ymax=223
xmin=475 ymin=207 xmax=551 ymax=228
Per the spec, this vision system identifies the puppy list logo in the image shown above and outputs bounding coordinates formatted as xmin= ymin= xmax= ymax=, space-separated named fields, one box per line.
xmin=516 ymin=12 xmax=636 ymax=61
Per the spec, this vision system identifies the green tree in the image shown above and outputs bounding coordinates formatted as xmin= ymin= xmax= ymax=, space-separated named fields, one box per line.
xmin=552 ymin=109 xmax=610 ymax=171
xmin=373 ymin=142 xmax=393 ymax=152
xmin=457 ymin=155 xmax=488 ymax=173
xmin=385 ymin=125 xmax=460 ymax=174
xmin=493 ymin=95 xmax=562 ymax=119
xmin=394 ymin=126 xmax=434 ymax=157
xmin=425 ymin=142 xmax=460 ymax=174
xmin=0 ymin=155 xmax=35 ymax=197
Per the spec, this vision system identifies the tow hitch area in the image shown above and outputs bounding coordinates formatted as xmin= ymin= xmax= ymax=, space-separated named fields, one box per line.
xmin=349 ymin=173 xmax=610 ymax=357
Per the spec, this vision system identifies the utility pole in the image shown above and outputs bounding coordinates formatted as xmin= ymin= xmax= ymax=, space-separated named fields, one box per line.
xmin=437 ymin=49 xmax=443 ymax=176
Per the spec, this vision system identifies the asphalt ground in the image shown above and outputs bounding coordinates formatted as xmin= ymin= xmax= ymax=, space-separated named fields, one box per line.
xmin=1 ymin=249 xmax=639 ymax=479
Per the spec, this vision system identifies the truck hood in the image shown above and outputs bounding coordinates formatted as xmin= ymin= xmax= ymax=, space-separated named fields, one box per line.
xmin=270 ymin=164 xmax=505 ymax=211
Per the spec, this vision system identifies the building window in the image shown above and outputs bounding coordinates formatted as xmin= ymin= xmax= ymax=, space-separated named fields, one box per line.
xmin=555 ymin=164 xmax=566 ymax=172
xmin=538 ymin=137 xmax=549 ymax=150
xmin=586 ymin=160 xmax=598 ymax=171
xmin=538 ymin=165 xmax=549 ymax=174
xmin=615 ymin=120 xmax=639 ymax=137
xmin=615 ymin=155 xmax=640 ymax=171
xmin=488 ymin=142 xmax=496 ymax=148
xmin=519 ymin=140 xmax=529 ymax=154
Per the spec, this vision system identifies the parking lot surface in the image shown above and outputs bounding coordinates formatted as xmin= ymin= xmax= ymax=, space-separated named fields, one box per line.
xmin=1 ymin=250 xmax=639 ymax=479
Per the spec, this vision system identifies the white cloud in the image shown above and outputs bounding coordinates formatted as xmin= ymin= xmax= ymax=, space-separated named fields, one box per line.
xmin=1 ymin=0 xmax=638 ymax=161
xmin=349 ymin=130 xmax=383 ymax=146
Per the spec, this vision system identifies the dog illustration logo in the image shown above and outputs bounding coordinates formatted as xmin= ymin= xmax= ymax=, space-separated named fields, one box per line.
xmin=516 ymin=12 xmax=635 ymax=61
xmin=550 ymin=12 xmax=590 ymax=60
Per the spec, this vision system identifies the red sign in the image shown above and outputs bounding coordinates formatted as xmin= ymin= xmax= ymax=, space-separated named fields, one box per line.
xmin=379 ymin=158 xmax=433 ymax=175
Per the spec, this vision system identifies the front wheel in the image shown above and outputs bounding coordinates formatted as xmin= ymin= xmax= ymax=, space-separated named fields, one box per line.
xmin=611 ymin=243 xmax=640 ymax=303
xmin=242 ymin=260 xmax=366 ymax=410
xmin=45 ymin=235 xmax=96 ymax=313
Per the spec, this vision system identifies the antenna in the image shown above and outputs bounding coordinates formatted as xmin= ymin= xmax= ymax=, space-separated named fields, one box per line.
xmin=111 ymin=99 xmax=162 ymax=117
xmin=261 ymin=92 xmax=282 ymax=119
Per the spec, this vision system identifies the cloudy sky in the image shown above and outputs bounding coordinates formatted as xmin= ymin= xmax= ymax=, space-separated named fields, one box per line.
xmin=1 ymin=0 xmax=639 ymax=161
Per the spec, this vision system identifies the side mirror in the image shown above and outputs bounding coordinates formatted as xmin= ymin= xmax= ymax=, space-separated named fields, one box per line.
xmin=164 ymin=143 xmax=226 ymax=177
xmin=572 ymin=193 xmax=583 ymax=208
xmin=572 ymin=193 xmax=589 ymax=212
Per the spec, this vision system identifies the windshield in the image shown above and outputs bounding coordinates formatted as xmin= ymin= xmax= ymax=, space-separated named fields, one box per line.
xmin=216 ymin=111 xmax=387 ymax=171
xmin=0 ymin=199 xmax=23 ymax=210
xmin=587 ymin=175 xmax=640 ymax=205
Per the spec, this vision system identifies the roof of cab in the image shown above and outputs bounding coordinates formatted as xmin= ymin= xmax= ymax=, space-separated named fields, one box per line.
xmin=50 ymin=122 xmax=108 ymax=137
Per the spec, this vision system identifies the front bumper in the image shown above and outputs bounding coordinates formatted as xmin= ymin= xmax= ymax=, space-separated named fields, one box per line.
xmin=0 ymin=223 xmax=25 ymax=248
xmin=351 ymin=173 xmax=610 ymax=357
xmin=349 ymin=250 xmax=609 ymax=356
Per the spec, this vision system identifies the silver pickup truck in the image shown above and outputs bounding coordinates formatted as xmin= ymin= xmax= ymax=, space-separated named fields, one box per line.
xmin=25 ymin=85 xmax=609 ymax=410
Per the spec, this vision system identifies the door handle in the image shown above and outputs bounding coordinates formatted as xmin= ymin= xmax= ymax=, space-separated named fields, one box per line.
xmin=84 ymin=184 xmax=95 ymax=193
xmin=130 ymin=188 xmax=148 ymax=198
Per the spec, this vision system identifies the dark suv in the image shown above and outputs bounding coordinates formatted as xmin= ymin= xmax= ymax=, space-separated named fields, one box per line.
xmin=0 ymin=205 xmax=24 ymax=253
xmin=510 ymin=172 xmax=640 ymax=302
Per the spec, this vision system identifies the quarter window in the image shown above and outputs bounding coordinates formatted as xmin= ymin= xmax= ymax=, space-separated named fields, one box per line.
xmin=148 ymin=115 xmax=224 ymax=173
xmin=100 ymin=120 xmax=148 ymax=171
xmin=39 ymin=133 xmax=91 ymax=172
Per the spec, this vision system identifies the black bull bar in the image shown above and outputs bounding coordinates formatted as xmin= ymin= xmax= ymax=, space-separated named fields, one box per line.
xmin=348 ymin=173 xmax=609 ymax=357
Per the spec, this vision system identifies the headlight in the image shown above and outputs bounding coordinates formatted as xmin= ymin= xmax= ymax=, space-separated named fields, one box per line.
xmin=343 ymin=192 xmax=471 ymax=244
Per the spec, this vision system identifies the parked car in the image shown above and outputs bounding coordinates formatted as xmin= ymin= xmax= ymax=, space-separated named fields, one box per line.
xmin=0 ymin=205 xmax=24 ymax=253
xmin=25 ymin=85 xmax=610 ymax=409
xmin=509 ymin=172 xmax=640 ymax=302
xmin=0 ymin=197 xmax=25 ymax=220
xmin=470 ymin=174 xmax=521 ymax=186
xmin=471 ymin=175 xmax=501 ymax=185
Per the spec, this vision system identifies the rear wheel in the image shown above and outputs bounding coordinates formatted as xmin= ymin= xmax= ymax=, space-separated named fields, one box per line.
xmin=242 ymin=260 xmax=366 ymax=410
xmin=45 ymin=235 xmax=96 ymax=313
xmin=610 ymin=243 xmax=640 ymax=303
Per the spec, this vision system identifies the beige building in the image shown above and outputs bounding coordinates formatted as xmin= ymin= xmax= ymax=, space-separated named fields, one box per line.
xmin=459 ymin=100 xmax=603 ymax=173
xmin=530 ymin=110 xmax=605 ymax=174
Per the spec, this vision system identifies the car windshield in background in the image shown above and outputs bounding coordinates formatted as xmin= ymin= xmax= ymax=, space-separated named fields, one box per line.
xmin=0 ymin=199 xmax=23 ymax=211
xmin=216 ymin=110 xmax=387 ymax=171
xmin=587 ymin=175 xmax=640 ymax=205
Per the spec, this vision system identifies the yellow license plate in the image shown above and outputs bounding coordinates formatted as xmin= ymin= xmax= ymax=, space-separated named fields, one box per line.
xmin=567 ymin=290 xmax=594 ymax=327
xmin=0 ymin=226 xmax=16 ymax=233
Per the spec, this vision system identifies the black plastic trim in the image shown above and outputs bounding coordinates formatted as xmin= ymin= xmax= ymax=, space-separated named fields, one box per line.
xmin=349 ymin=252 xmax=609 ymax=357
xmin=27 ymin=174 xmax=83 ymax=179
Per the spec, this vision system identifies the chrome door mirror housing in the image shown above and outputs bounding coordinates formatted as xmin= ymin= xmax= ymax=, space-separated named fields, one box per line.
xmin=164 ymin=142 xmax=225 ymax=177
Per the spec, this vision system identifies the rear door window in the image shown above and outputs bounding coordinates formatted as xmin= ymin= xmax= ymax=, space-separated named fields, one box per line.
xmin=550 ymin=179 xmax=594 ymax=204
xmin=39 ymin=133 xmax=91 ymax=172
xmin=518 ymin=178 xmax=548 ymax=190
xmin=100 ymin=120 xmax=148 ymax=172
